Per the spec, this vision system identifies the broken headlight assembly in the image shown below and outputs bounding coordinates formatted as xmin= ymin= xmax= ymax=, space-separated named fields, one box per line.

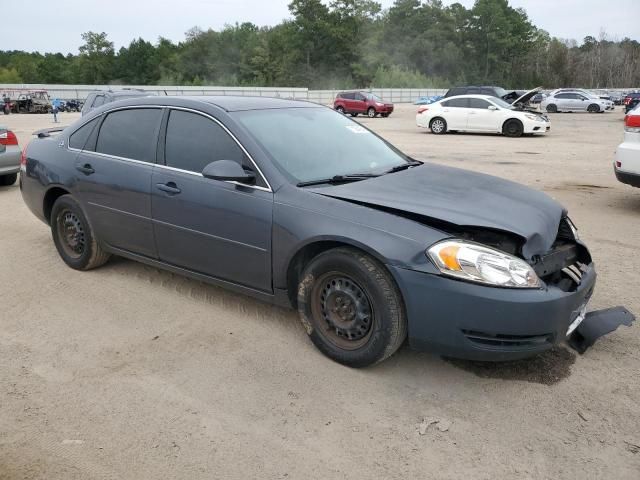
xmin=427 ymin=240 xmax=541 ymax=288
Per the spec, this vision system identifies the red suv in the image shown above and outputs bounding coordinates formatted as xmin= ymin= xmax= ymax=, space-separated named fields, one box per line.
xmin=333 ymin=91 xmax=394 ymax=118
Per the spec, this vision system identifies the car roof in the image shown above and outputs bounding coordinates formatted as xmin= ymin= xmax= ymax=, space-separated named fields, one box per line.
xmin=441 ymin=94 xmax=498 ymax=100
xmin=92 ymin=95 xmax=320 ymax=113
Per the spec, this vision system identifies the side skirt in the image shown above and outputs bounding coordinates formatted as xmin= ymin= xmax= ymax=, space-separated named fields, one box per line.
xmin=104 ymin=245 xmax=293 ymax=309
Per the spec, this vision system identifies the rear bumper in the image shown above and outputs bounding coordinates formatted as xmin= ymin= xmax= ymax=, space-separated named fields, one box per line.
xmin=614 ymin=168 xmax=640 ymax=188
xmin=0 ymin=146 xmax=21 ymax=175
xmin=389 ymin=263 xmax=596 ymax=361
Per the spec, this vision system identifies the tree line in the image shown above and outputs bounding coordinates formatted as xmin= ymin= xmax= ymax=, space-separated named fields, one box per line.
xmin=0 ymin=0 xmax=638 ymax=89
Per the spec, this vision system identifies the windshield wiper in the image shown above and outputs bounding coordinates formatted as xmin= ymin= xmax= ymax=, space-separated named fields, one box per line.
xmin=384 ymin=160 xmax=423 ymax=174
xmin=296 ymin=173 xmax=379 ymax=187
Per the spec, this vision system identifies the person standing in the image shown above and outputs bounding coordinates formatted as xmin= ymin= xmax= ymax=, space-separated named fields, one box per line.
xmin=52 ymin=103 xmax=59 ymax=123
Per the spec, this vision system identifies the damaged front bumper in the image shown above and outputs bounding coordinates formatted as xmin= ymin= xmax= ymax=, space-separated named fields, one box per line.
xmin=390 ymin=262 xmax=597 ymax=361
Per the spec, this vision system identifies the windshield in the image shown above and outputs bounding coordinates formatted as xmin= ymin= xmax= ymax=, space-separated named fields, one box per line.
xmin=234 ymin=107 xmax=409 ymax=183
xmin=489 ymin=97 xmax=514 ymax=109
xmin=367 ymin=93 xmax=383 ymax=102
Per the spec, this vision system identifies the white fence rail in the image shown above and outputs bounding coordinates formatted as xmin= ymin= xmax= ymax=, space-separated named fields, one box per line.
xmin=1 ymin=84 xmax=636 ymax=105
xmin=0 ymin=83 xmax=447 ymax=104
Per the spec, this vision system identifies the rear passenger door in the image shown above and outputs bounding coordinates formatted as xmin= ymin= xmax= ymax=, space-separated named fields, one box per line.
xmin=151 ymin=108 xmax=273 ymax=292
xmin=466 ymin=98 xmax=500 ymax=131
xmin=72 ymin=107 xmax=162 ymax=258
xmin=440 ymin=98 xmax=469 ymax=130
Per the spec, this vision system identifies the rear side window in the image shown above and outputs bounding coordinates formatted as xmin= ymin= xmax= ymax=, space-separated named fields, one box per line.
xmin=164 ymin=110 xmax=246 ymax=174
xmin=343 ymin=92 xmax=355 ymax=100
xmin=444 ymin=98 xmax=469 ymax=108
xmin=92 ymin=95 xmax=105 ymax=108
xmin=556 ymin=93 xmax=570 ymax=99
xmin=96 ymin=108 xmax=162 ymax=162
xmin=468 ymin=98 xmax=491 ymax=109
xmin=69 ymin=117 xmax=100 ymax=150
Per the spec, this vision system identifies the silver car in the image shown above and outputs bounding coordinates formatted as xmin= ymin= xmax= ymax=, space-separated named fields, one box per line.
xmin=0 ymin=125 xmax=21 ymax=186
xmin=541 ymin=92 xmax=611 ymax=113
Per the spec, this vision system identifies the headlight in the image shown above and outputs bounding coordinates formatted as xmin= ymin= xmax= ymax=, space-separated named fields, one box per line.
xmin=427 ymin=240 xmax=541 ymax=288
xmin=524 ymin=113 xmax=538 ymax=121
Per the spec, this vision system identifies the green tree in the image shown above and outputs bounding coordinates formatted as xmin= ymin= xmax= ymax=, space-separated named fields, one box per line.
xmin=77 ymin=32 xmax=115 ymax=84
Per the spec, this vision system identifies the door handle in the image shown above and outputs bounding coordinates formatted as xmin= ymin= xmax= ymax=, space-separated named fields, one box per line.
xmin=156 ymin=182 xmax=181 ymax=195
xmin=75 ymin=163 xmax=95 ymax=175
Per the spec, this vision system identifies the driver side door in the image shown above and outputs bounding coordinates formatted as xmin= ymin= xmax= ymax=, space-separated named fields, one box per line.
xmin=151 ymin=108 xmax=274 ymax=292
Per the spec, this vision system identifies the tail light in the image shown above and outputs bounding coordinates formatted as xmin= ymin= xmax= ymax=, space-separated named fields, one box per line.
xmin=417 ymin=106 xmax=429 ymax=114
xmin=625 ymin=114 xmax=640 ymax=133
xmin=0 ymin=129 xmax=19 ymax=146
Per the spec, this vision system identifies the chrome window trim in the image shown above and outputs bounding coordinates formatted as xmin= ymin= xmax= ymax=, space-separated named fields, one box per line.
xmin=67 ymin=104 xmax=273 ymax=193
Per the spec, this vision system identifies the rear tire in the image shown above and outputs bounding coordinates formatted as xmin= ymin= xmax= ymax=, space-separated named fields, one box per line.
xmin=367 ymin=107 xmax=376 ymax=118
xmin=350 ymin=112 xmax=358 ymax=117
xmin=502 ymin=119 xmax=524 ymax=138
xmin=50 ymin=195 xmax=110 ymax=271
xmin=429 ymin=117 xmax=447 ymax=134
xmin=297 ymin=247 xmax=407 ymax=367
xmin=336 ymin=106 xmax=345 ymax=114
xmin=0 ymin=173 xmax=17 ymax=186
xmin=546 ymin=104 xmax=558 ymax=113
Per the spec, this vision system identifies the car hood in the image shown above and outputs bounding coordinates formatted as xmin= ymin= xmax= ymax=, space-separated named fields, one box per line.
xmin=512 ymin=87 xmax=542 ymax=106
xmin=310 ymin=163 xmax=565 ymax=259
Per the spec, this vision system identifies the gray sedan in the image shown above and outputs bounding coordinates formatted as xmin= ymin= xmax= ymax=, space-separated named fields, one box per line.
xmin=0 ymin=125 xmax=21 ymax=186
xmin=20 ymin=96 xmax=596 ymax=367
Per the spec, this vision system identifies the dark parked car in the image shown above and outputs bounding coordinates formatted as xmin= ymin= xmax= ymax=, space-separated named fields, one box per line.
xmin=21 ymin=96 xmax=597 ymax=367
xmin=82 ymin=89 xmax=156 ymax=116
xmin=334 ymin=91 xmax=394 ymax=117
xmin=444 ymin=86 xmax=525 ymax=104
xmin=624 ymin=92 xmax=640 ymax=114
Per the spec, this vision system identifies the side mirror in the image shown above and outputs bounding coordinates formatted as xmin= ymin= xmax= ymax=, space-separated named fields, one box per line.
xmin=488 ymin=105 xmax=498 ymax=111
xmin=202 ymin=160 xmax=255 ymax=184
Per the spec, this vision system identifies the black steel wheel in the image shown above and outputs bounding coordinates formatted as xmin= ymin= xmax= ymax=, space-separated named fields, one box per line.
xmin=297 ymin=247 xmax=407 ymax=367
xmin=51 ymin=195 xmax=110 ymax=270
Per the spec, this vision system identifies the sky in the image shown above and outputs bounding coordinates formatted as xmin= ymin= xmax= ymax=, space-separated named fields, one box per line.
xmin=2 ymin=0 xmax=639 ymax=54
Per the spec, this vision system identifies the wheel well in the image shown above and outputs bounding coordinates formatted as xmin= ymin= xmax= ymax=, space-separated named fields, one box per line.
xmin=43 ymin=187 xmax=70 ymax=224
xmin=286 ymin=241 xmax=375 ymax=308
xmin=502 ymin=118 xmax=523 ymax=129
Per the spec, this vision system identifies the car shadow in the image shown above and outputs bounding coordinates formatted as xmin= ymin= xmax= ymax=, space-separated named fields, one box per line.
xmin=102 ymin=256 xmax=577 ymax=385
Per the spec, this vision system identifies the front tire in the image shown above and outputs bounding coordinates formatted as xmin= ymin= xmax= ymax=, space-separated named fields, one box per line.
xmin=587 ymin=104 xmax=600 ymax=113
xmin=502 ymin=119 xmax=524 ymax=137
xmin=51 ymin=195 xmax=110 ymax=270
xmin=429 ymin=117 xmax=447 ymax=134
xmin=367 ymin=107 xmax=376 ymax=118
xmin=0 ymin=173 xmax=17 ymax=186
xmin=297 ymin=247 xmax=407 ymax=367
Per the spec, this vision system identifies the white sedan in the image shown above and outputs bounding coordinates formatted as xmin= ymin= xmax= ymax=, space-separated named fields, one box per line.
xmin=416 ymin=93 xmax=550 ymax=137
xmin=614 ymin=104 xmax=640 ymax=188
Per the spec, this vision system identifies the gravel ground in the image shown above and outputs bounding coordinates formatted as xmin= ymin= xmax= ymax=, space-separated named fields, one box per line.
xmin=1 ymin=106 xmax=639 ymax=479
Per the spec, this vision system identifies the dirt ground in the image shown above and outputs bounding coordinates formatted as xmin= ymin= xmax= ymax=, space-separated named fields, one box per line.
xmin=1 ymin=106 xmax=639 ymax=479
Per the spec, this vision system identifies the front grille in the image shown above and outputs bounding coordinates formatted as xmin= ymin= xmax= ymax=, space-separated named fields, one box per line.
xmin=462 ymin=330 xmax=553 ymax=349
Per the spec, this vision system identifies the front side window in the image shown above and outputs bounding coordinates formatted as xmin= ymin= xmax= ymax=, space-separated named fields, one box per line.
xmin=164 ymin=110 xmax=247 ymax=174
xmin=95 ymin=108 xmax=162 ymax=162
